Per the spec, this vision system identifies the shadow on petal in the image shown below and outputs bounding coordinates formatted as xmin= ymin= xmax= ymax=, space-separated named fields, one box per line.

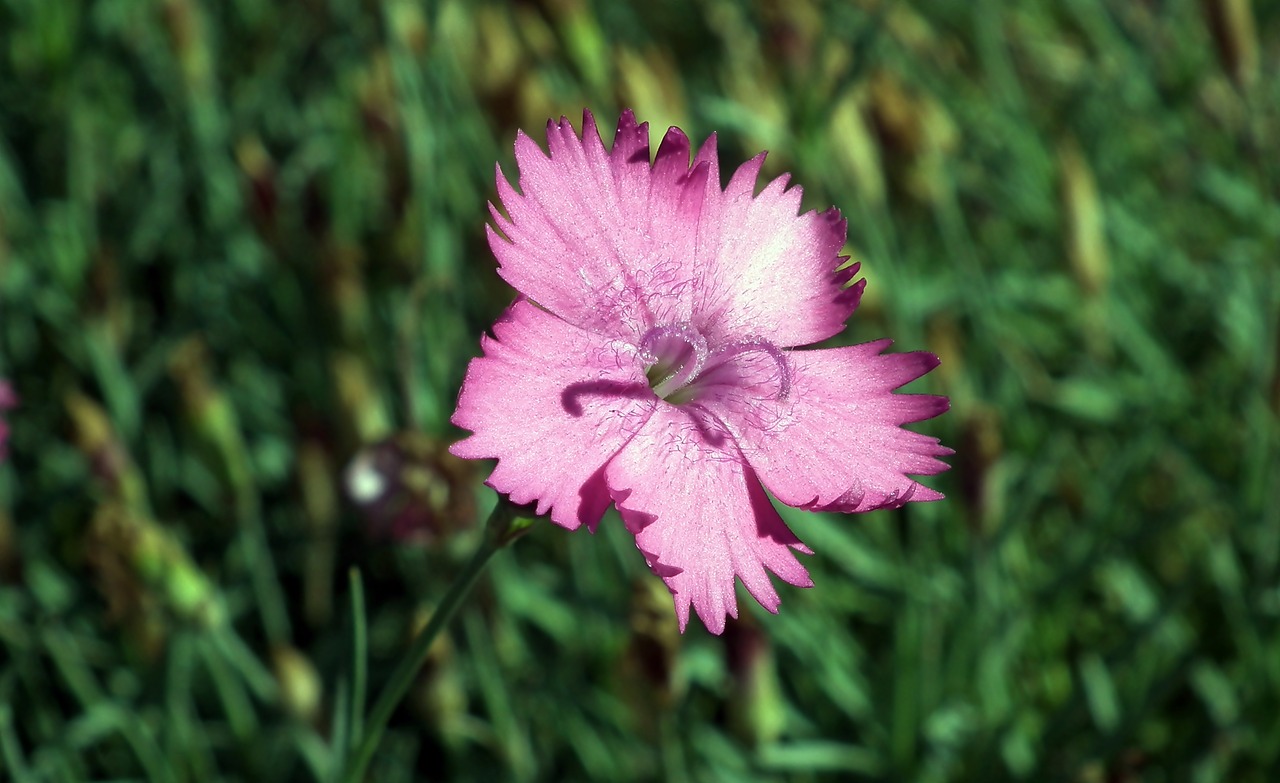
xmin=578 ymin=462 xmax=614 ymax=530
xmin=560 ymin=380 xmax=654 ymax=417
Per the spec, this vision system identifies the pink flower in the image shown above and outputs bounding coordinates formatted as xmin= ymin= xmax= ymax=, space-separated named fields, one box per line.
xmin=0 ymin=380 xmax=15 ymax=459
xmin=451 ymin=110 xmax=951 ymax=633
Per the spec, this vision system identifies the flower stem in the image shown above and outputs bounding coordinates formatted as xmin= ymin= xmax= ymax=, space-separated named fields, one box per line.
xmin=341 ymin=498 xmax=533 ymax=783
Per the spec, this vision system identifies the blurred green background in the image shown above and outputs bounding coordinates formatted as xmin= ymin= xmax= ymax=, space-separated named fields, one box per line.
xmin=2 ymin=0 xmax=1278 ymax=780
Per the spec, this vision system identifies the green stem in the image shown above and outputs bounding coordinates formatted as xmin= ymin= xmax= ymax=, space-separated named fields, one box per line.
xmin=341 ymin=498 xmax=533 ymax=783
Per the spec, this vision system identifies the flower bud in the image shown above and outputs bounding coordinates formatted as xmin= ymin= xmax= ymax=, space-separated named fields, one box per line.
xmin=271 ymin=645 xmax=323 ymax=725
xmin=723 ymin=613 xmax=785 ymax=747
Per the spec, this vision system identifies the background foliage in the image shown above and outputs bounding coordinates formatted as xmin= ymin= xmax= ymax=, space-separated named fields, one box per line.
xmin=2 ymin=0 xmax=1278 ymax=780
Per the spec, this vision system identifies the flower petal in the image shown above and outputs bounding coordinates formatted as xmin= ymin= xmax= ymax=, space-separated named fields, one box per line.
xmin=489 ymin=110 xmax=859 ymax=349
xmin=701 ymin=339 xmax=952 ymax=513
xmin=692 ymin=158 xmax=863 ymax=348
xmin=605 ymin=405 xmax=812 ymax=634
xmin=488 ymin=110 xmax=709 ymax=339
xmin=450 ymin=299 xmax=657 ymax=530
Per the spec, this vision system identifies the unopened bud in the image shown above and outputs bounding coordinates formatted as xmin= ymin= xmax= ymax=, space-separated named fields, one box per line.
xmin=272 ymin=645 xmax=323 ymax=724
xmin=723 ymin=613 xmax=785 ymax=747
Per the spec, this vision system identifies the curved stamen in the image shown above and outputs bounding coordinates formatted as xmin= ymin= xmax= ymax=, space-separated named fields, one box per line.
xmin=638 ymin=322 xmax=709 ymax=400
xmin=701 ymin=337 xmax=792 ymax=400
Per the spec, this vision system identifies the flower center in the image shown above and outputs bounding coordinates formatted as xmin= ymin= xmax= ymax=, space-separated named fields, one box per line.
xmin=638 ymin=323 xmax=791 ymax=405
xmin=639 ymin=322 xmax=708 ymax=400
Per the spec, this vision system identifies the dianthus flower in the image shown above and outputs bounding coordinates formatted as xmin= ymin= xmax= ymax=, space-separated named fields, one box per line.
xmin=452 ymin=110 xmax=951 ymax=633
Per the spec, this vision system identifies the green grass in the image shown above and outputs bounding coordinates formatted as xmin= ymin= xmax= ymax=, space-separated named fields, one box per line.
xmin=2 ymin=0 xmax=1278 ymax=780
